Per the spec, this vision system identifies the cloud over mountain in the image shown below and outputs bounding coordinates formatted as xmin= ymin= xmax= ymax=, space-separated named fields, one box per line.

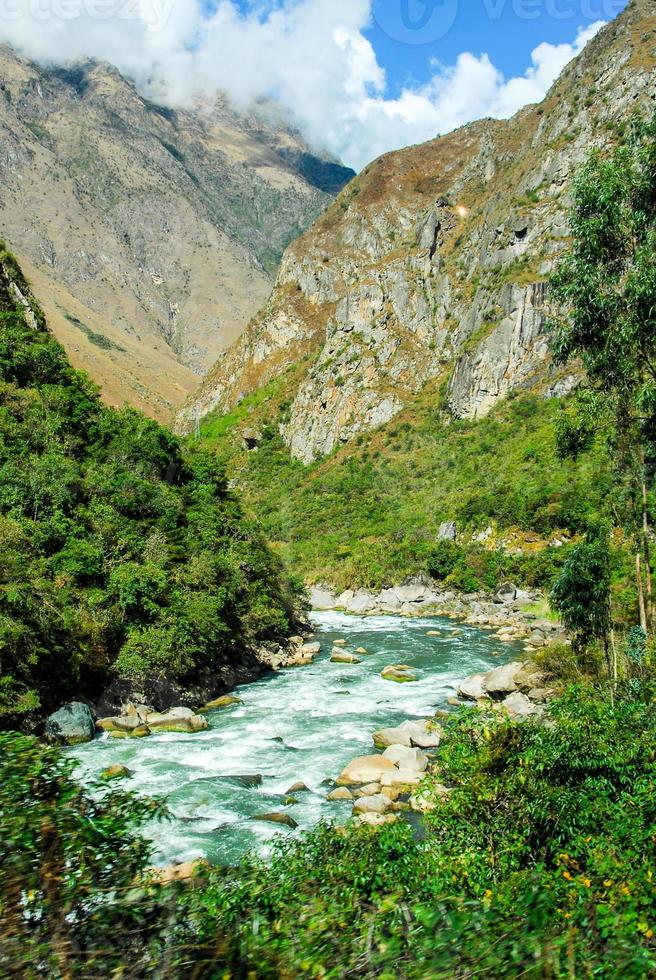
xmin=0 ymin=0 xmax=604 ymax=169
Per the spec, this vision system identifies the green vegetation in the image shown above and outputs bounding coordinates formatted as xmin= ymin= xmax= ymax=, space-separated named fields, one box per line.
xmin=4 ymin=680 xmax=656 ymax=977
xmin=0 ymin=734 xmax=171 ymax=977
xmin=0 ymin=254 xmax=299 ymax=724
xmin=63 ymin=311 xmax=126 ymax=352
xmin=552 ymin=113 xmax=656 ymax=637
xmin=198 ymin=391 xmax=611 ymax=594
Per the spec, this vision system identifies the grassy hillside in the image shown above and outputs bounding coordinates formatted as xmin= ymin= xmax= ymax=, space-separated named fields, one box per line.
xmin=0 ymin=248 xmax=299 ymax=726
xmin=197 ymin=378 xmax=612 ymax=593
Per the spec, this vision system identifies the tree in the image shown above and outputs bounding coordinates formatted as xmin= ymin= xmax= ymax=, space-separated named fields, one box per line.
xmin=550 ymin=529 xmax=613 ymax=673
xmin=551 ymin=113 xmax=656 ymax=632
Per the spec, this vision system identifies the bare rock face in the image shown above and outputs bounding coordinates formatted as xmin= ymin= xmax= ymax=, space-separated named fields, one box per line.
xmin=0 ymin=48 xmax=353 ymax=422
xmin=181 ymin=3 xmax=656 ymax=458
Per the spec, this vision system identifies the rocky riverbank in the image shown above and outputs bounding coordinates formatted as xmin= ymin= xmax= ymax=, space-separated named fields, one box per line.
xmin=327 ymin=657 xmax=555 ymax=828
xmin=44 ymin=634 xmax=320 ymax=746
xmin=309 ymin=580 xmax=568 ymax=651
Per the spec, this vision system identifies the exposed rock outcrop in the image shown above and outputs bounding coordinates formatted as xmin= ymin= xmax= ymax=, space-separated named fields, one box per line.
xmin=180 ymin=2 xmax=656 ymax=459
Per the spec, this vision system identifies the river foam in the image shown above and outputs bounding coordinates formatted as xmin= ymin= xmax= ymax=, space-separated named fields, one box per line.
xmin=69 ymin=611 xmax=519 ymax=865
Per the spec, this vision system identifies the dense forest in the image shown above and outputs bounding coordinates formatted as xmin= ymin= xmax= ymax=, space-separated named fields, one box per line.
xmin=0 ymin=251 xmax=300 ymax=727
xmin=1 ymin=112 xmax=656 ymax=980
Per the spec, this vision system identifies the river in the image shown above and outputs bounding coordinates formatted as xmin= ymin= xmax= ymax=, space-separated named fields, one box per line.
xmin=69 ymin=611 xmax=519 ymax=866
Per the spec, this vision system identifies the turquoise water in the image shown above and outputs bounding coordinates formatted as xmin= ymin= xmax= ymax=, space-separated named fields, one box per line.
xmin=69 ymin=611 xmax=518 ymax=865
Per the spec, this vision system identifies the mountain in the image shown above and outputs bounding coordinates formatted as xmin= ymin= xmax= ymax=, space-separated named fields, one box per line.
xmin=0 ymin=47 xmax=354 ymax=422
xmin=179 ymin=0 xmax=656 ymax=460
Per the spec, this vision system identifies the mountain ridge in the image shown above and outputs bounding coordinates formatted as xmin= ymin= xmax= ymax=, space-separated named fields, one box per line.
xmin=0 ymin=47 xmax=354 ymax=421
xmin=179 ymin=0 xmax=655 ymax=460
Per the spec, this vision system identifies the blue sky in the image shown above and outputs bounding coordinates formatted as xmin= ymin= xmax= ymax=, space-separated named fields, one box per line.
xmin=0 ymin=0 xmax=630 ymax=169
xmin=367 ymin=0 xmax=628 ymax=94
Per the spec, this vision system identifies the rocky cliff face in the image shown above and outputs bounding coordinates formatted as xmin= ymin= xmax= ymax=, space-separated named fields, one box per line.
xmin=180 ymin=0 xmax=655 ymax=461
xmin=0 ymin=48 xmax=353 ymax=421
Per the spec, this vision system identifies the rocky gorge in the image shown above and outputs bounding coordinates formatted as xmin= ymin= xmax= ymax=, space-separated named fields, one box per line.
xmin=179 ymin=1 xmax=656 ymax=462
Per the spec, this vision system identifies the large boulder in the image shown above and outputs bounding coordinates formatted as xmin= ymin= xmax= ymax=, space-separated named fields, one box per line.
xmin=45 ymin=703 xmax=95 ymax=745
xmin=372 ymin=725 xmax=413 ymax=749
xmin=493 ymin=583 xmax=517 ymax=604
xmin=250 ymin=813 xmax=298 ymax=830
xmin=457 ymin=673 xmax=489 ymax=701
xmin=331 ymin=650 xmax=362 ymax=664
xmin=146 ymin=709 xmax=209 ymax=734
xmin=401 ymin=719 xmax=442 ymax=749
xmin=382 ymin=745 xmax=428 ymax=772
xmin=337 ymin=755 xmax=398 ymax=786
xmin=482 ymin=661 xmax=525 ymax=698
xmin=353 ymin=794 xmax=390 ymax=815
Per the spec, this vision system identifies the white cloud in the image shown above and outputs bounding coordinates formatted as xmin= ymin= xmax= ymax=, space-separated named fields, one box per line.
xmin=0 ymin=0 xmax=605 ymax=170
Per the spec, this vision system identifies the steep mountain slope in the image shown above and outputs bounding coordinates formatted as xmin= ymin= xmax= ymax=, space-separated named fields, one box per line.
xmin=0 ymin=47 xmax=353 ymax=421
xmin=180 ymin=0 xmax=656 ymax=460
xmin=0 ymin=243 xmax=300 ymax=725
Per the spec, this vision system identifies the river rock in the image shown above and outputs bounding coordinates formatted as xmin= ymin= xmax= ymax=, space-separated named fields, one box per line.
xmin=457 ymin=673 xmax=489 ymax=701
xmin=97 ymin=715 xmax=143 ymax=733
xmin=146 ymin=710 xmax=209 ymax=734
xmin=401 ymin=719 xmax=442 ymax=749
xmin=498 ymin=692 xmax=544 ymax=721
xmin=493 ymin=583 xmax=517 ymax=604
xmin=148 ymin=860 xmax=210 ymax=883
xmin=45 ymin=703 xmax=96 ymax=745
xmin=203 ymin=695 xmax=243 ymax=711
xmin=353 ymin=783 xmax=382 ymax=798
xmin=381 ymin=665 xmax=417 ymax=683
xmin=355 ymin=647 xmax=369 ymax=655
xmin=337 ymin=755 xmax=398 ymax=786
xmin=100 ymin=764 xmax=132 ymax=781
xmin=131 ymin=726 xmax=151 ymax=738
xmin=357 ymin=812 xmax=398 ymax=828
xmin=213 ymin=774 xmax=263 ymax=789
xmin=373 ymin=725 xmax=413 ymax=749
xmin=326 ymin=787 xmax=353 ymax=801
xmin=333 ymin=639 xmax=347 ymax=646
xmin=482 ymin=661 xmax=524 ymax=698
xmin=512 ymin=663 xmax=545 ymax=692
xmin=353 ymin=794 xmax=390 ymax=815
xmin=250 ymin=813 xmax=298 ymax=830
xmin=382 ymin=745 xmax=428 ymax=772
xmin=331 ymin=651 xmax=362 ymax=664
xmin=426 ymin=630 xmax=441 ymax=637
xmin=380 ymin=770 xmax=423 ymax=788
xmin=286 ymin=782 xmax=310 ymax=794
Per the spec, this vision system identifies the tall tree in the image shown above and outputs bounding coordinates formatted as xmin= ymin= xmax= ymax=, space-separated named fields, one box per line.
xmin=551 ymin=114 xmax=656 ymax=631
